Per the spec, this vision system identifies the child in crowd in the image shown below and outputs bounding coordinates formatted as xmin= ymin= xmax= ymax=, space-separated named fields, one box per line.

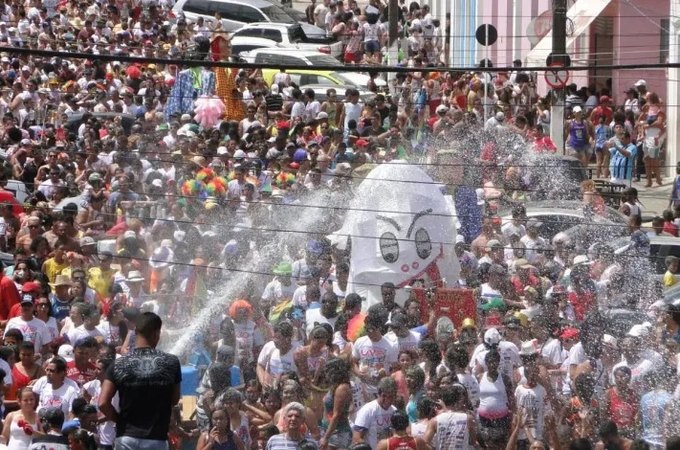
xmin=664 ymin=256 xmax=679 ymax=288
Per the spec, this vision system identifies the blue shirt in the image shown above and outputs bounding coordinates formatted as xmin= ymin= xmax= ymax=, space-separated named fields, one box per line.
xmin=595 ymin=124 xmax=611 ymax=148
xmin=50 ymin=295 xmax=71 ymax=321
xmin=609 ymin=143 xmax=637 ymax=181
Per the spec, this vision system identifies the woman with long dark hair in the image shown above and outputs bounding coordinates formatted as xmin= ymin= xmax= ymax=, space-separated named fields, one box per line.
xmin=320 ymin=358 xmax=352 ymax=450
xmin=195 ymin=407 xmax=244 ymax=450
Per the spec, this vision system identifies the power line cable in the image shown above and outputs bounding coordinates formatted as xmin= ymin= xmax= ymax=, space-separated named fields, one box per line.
xmin=3 ymin=45 xmax=680 ymax=72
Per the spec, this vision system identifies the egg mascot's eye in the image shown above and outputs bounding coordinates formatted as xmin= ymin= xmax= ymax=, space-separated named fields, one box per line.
xmin=380 ymin=232 xmax=399 ymax=263
xmin=415 ymin=228 xmax=432 ymax=259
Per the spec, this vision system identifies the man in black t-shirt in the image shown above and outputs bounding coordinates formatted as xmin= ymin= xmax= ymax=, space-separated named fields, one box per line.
xmin=99 ymin=312 xmax=181 ymax=450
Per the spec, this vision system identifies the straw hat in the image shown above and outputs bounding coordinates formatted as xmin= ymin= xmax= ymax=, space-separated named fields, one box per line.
xmin=126 ymin=270 xmax=144 ymax=283
xmin=51 ymin=274 xmax=72 ymax=288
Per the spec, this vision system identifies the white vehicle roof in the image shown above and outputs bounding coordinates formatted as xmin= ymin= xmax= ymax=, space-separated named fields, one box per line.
xmin=244 ymin=47 xmax=330 ymax=56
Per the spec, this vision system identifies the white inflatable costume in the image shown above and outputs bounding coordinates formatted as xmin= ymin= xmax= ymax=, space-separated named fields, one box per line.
xmin=331 ymin=161 xmax=460 ymax=307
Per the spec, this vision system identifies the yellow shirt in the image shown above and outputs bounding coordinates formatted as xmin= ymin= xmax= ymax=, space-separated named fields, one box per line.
xmin=88 ymin=267 xmax=116 ymax=299
xmin=664 ymin=270 xmax=678 ymax=287
xmin=42 ymin=258 xmax=69 ymax=284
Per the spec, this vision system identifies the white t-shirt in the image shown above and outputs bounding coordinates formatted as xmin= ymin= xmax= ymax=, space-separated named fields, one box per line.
xmin=567 ymin=342 xmax=605 ymax=396
xmin=0 ymin=358 xmax=11 ymax=386
xmin=234 ymin=320 xmax=264 ymax=364
xmin=66 ymin=325 xmax=103 ymax=345
xmin=501 ymin=222 xmax=526 ymax=240
xmin=32 ymin=376 xmax=80 ymax=414
xmin=290 ymin=101 xmax=305 ymax=120
xmin=384 ymin=330 xmax=421 ymax=353
xmin=96 ymin=321 xmax=122 ymax=346
xmin=515 ymin=384 xmax=548 ymax=441
xmin=257 ymin=341 xmax=299 ymax=379
xmin=470 ymin=341 xmax=521 ymax=380
xmin=520 ymin=235 xmax=546 ymax=264
xmin=352 ymin=335 xmax=398 ymax=395
xmin=304 ymin=101 xmax=321 ymax=122
xmin=541 ymin=338 xmax=567 ymax=367
xmin=5 ymin=317 xmax=51 ymax=353
xmin=305 ymin=308 xmax=337 ymax=335
xmin=354 ymin=399 xmax=396 ymax=449
xmin=84 ymin=379 xmax=119 ymax=445
xmin=292 ymin=286 xmax=308 ymax=310
xmin=457 ymin=372 xmax=480 ymax=408
xmin=261 ymin=279 xmax=296 ymax=308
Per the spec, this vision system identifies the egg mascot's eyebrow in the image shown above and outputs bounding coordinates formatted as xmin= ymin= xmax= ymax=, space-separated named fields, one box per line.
xmin=407 ymin=208 xmax=433 ymax=238
xmin=377 ymin=215 xmax=401 ymax=232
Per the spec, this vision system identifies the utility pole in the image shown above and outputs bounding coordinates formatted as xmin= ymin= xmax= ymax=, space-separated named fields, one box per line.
xmin=387 ymin=0 xmax=399 ymax=87
xmin=550 ymin=0 xmax=568 ymax=153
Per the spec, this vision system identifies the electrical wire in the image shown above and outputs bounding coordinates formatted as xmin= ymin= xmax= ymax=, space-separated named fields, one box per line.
xmin=3 ymin=45 xmax=680 ymax=73
xmin=75 ymin=242 xmax=672 ymax=290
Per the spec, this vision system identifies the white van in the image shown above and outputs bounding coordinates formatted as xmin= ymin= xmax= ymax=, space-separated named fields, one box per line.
xmin=172 ymin=0 xmax=295 ymax=33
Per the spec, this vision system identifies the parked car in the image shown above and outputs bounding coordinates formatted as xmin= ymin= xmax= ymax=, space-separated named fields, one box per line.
xmin=261 ymin=68 xmax=387 ymax=89
xmin=614 ymin=234 xmax=680 ymax=275
xmin=230 ymin=36 xmax=285 ymax=56
xmin=239 ymin=48 xmax=342 ymax=66
xmin=499 ymin=200 xmax=629 ymax=244
xmin=230 ymin=22 xmax=343 ymax=58
xmin=172 ymin=0 xmax=295 ymax=33
xmin=298 ymin=84 xmax=375 ymax=103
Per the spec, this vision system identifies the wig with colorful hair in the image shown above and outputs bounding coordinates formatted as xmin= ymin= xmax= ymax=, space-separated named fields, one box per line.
xmin=228 ymin=299 xmax=253 ymax=319
xmin=195 ymin=167 xmax=216 ymax=183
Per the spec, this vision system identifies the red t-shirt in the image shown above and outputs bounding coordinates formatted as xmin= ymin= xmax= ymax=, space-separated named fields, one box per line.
xmin=0 ymin=276 xmax=20 ymax=321
xmin=568 ymin=290 xmax=596 ymax=322
xmin=66 ymin=361 xmax=97 ymax=387
xmin=663 ymin=222 xmax=679 ymax=237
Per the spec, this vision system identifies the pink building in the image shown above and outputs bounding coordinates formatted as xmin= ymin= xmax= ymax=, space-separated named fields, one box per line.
xmin=446 ymin=0 xmax=670 ymax=103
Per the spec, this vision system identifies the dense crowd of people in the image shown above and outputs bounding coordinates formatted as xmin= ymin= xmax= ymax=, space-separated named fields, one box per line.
xmin=0 ymin=0 xmax=672 ymax=449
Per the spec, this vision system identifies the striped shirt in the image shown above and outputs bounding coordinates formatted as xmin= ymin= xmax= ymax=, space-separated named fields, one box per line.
xmin=265 ymin=435 xmax=317 ymax=450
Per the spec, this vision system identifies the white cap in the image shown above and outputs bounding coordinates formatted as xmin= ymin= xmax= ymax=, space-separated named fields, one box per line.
xmin=216 ymin=146 xmax=228 ymax=155
xmin=572 ymin=105 xmax=582 ymax=113
xmin=58 ymin=344 xmax=74 ymax=362
xmin=518 ymin=339 xmax=539 ymax=356
xmin=573 ymin=255 xmax=589 ymax=265
xmin=233 ymin=149 xmax=247 ymax=159
xmin=627 ymin=324 xmax=650 ymax=338
xmin=634 ymin=79 xmax=647 ymax=87
xmin=603 ymin=334 xmax=617 ymax=347
xmin=484 ymin=328 xmax=501 ymax=346
xmin=436 ymin=104 xmax=449 ymax=114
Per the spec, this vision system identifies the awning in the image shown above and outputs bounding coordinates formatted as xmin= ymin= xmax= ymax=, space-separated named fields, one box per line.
xmin=525 ymin=0 xmax=612 ymax=67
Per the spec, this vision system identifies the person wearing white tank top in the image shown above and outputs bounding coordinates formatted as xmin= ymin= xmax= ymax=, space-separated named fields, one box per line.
xmin=476 ymin=348 xmax=513 ymax=448
xmin=423 ymin=384 xmax=476 ymax=450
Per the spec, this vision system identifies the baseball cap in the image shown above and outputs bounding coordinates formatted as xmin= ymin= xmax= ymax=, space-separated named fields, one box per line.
xmin=560 ymin=327 xmax=579 ymax=340
xmin=484 ymin=328 xmax=502 ymax=346
xmin=634 ymin=79 xmax=647 ymax=87
xmin=487 ymin=239 xmax=503 ymax=249
xmin=436 ymin=104 xmax=449 ymax=114
xmin=22 ymin=281 xmax=41 ymax=294
xmin=572 ymin=106 xmax=583 ymax=113
xmin=627 ymin=324 xmax=650 ymax=338
xmin=80 ymin=236 xmax=96 ymax=247
xmin=526 ymin=218 xmax=543 ymax=229
xmin=57 ymin=344 xmax=74 ymax=362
